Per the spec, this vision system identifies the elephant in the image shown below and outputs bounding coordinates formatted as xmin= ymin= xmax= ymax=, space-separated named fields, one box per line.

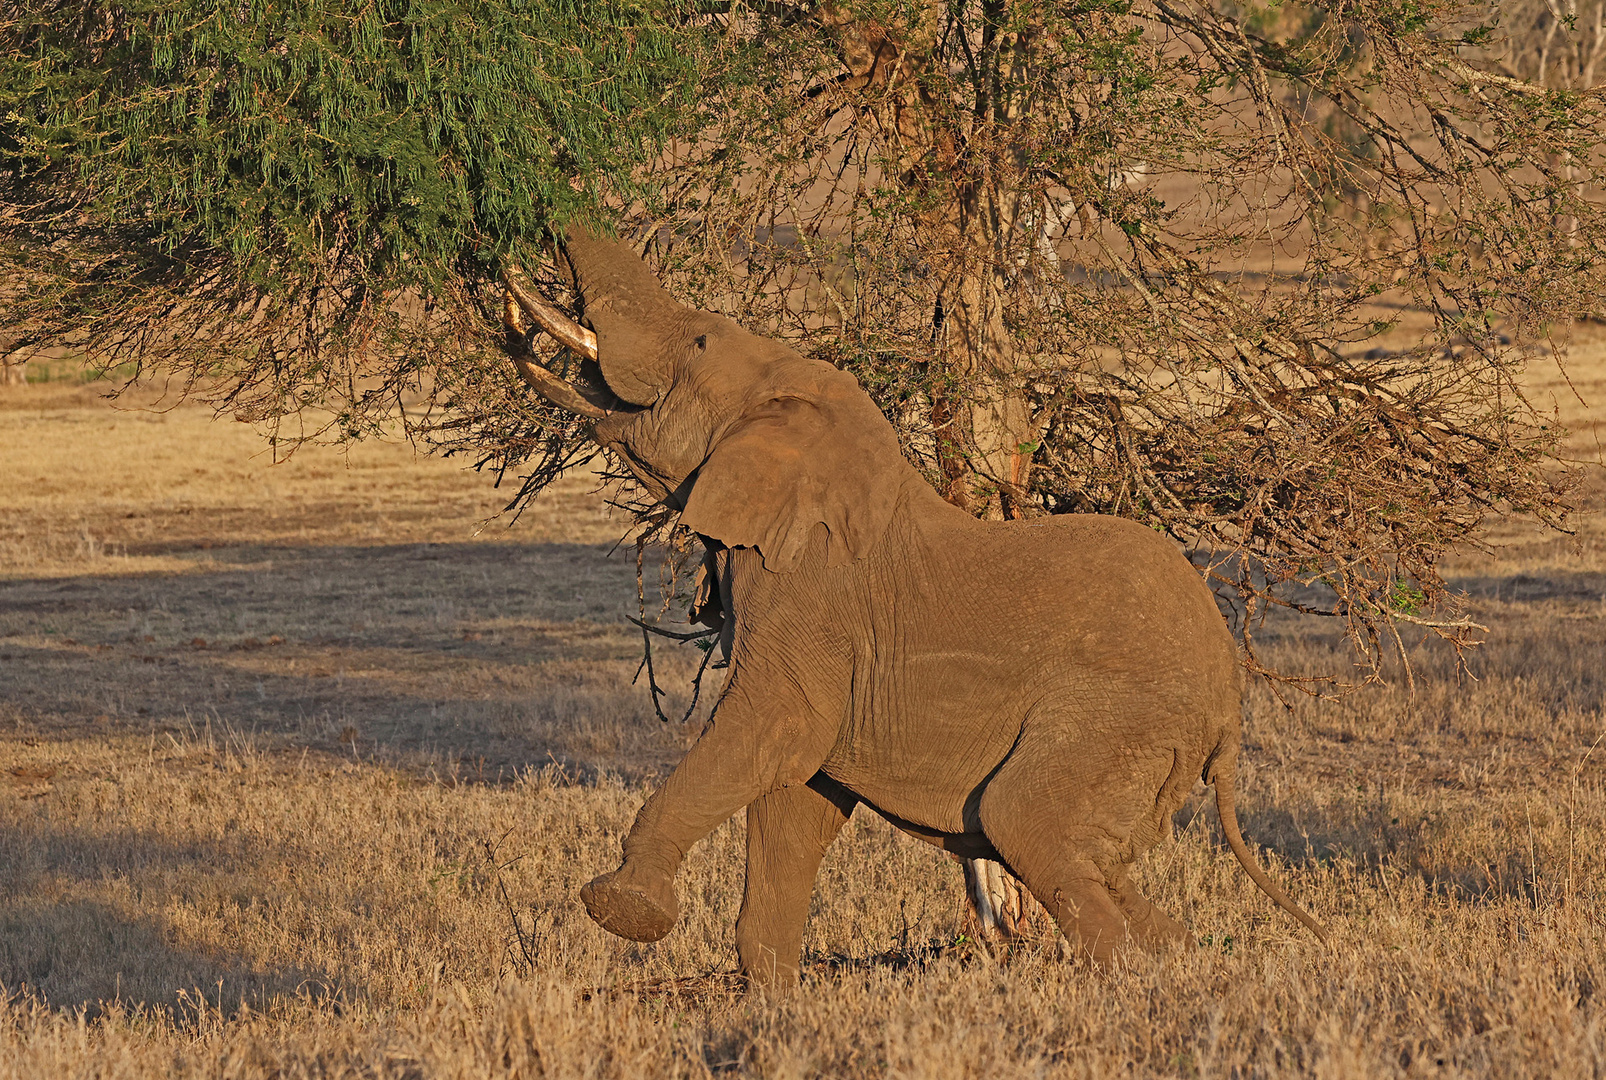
xmin=503 ymin=228 xmax=1327 ymax=987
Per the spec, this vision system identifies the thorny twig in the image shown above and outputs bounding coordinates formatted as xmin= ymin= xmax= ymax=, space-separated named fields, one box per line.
xmin=626 ymin=614 xmax=720 ymax=642
xmin=481 ymin=831 xmax=536 ymax=978
xmin=631 ymin=536 xmax=723 ymax=724
xmin=631 ymin=615 xmax=722 ymax=724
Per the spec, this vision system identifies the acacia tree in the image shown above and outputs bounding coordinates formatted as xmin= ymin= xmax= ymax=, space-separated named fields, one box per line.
xmin=0 ymin=0 xmax=1599 ymax=684
xmin=0 ymin=0 xmax=710 ymax=423
xmin=1501 ymin=0 xmax=1605 ymax=88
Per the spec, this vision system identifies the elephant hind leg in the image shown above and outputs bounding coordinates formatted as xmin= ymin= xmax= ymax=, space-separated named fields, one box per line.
xmin=974 ymin=812 xmax=1129 ymax=961
xmin=1110 ymin=869 xmax=1190 ymax=952
xmin=975 ymin=742 xmax=1176 ymax=964
xmin=993 ymin=847 xmax=1130 ymax=964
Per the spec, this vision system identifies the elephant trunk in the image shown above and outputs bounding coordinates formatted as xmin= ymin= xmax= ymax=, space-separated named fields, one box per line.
xmin=501 ymin=228 xmax=692 ymax=411
xmin=556 ymin=228 xmax=687 ymax=407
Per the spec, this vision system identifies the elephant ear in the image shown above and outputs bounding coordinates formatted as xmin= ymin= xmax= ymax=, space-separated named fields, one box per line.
xmin=679 ymin=363 xmax=910 ymax=573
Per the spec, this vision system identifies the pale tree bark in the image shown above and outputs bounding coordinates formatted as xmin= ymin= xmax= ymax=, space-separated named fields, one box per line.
xmin=934 ymin=21 xmax=1040 ymax=522
xmin=1 ymin=341 xmax=28 ymax=387
xmin=1514 ymin=0 xmax=1605 ymax=264
xmin=935 ymin=202 xmax=1038 ymax=520
xmin=819 ymin=0 xmax=1039 ymax=519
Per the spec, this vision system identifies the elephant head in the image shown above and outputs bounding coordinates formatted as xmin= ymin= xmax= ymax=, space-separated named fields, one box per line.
xmin=510 ymin=229 xmax=916 ymax=572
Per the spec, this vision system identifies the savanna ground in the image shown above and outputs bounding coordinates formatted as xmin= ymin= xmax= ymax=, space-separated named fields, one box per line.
xmin=0 ymin=328 xmax=1603 ymax=1079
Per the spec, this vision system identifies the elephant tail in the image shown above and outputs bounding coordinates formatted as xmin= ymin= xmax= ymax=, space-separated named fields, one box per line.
xmin=1211 ymin=762 xmax=1329 ymax=943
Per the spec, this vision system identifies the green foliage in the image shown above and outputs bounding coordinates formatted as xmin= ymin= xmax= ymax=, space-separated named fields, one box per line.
xmin=4 ymin=0 xmax=705 ymax=267
xmin=0 ymin=0 xmax=713 ymax=428
xmin=1388 ymin=579 xmax=1428 ymax=617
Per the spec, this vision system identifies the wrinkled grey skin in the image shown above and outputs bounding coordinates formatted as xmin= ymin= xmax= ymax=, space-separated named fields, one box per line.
xmin=548 ymin=231 xmax=1322 ymax=988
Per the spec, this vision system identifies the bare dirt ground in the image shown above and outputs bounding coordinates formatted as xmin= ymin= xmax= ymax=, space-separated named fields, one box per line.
xmin=0 ymin=330 xmax=1603 ymax=1078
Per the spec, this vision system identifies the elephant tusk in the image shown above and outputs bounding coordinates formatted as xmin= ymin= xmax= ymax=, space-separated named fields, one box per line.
xmin=500 ymin=267 xmax=608 ymax=419
xmin=509 ymin=354 xmax=609 ymax=420
xmin=502 ymin=266 xmax=598 ymax=360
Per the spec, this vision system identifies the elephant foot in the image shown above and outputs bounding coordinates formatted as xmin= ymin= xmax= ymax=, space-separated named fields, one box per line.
xmin=736 ymin=936 xmax=802 ymax=994
xmin=581 ymin=869 xmax=679 ymax=942
xmin=740 ymin=963 xmax=800 ymax=998
xmin=1134 ymin=906 xmax=1190 ymax=952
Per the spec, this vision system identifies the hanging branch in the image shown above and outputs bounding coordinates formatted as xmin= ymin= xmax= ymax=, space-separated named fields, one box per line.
xmin=628 ymin=616 xmax=722 ymax=724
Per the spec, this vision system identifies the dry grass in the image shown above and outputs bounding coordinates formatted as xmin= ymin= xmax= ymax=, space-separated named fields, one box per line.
xmin=1 ymin=347 xmax=1603 ymax=1077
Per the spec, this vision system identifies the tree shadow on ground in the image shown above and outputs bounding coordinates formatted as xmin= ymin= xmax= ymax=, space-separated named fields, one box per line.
xmin=0 ymin=823 xmax=343 ymax=1018
xmin=0 ymin=540 xmax=707 ymax=782
xmin=1179 ymin=796 xmax=1569 ymax=907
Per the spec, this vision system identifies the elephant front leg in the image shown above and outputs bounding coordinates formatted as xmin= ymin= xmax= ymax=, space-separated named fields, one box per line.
xmin=581 ymin=683 xmax=836 ymax=943
xmin=736 ymin=774 xmax=856 ymax=990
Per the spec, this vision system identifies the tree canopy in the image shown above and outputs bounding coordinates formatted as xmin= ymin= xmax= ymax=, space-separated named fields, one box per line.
xmin=0 ymin=0 xmax=709 ymax=426
xmin=1 ymin=0 xmax=1601 ymax=686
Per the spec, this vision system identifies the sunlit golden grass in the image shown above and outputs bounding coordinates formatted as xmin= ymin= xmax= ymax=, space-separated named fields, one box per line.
xmin=0 ymin=380 xmax=623 ymax=578
xmin=1 ymin=345 xmax=1603 ymax=1076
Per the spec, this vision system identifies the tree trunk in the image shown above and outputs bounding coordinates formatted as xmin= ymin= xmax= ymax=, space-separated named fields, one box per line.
xmin=934 ymin=216 xmax=1037 ymax=520
xmin=1 ymin=355 xmax=26 ymax=387
xmin=865 ymin=2 xmax=1040 ymax=520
